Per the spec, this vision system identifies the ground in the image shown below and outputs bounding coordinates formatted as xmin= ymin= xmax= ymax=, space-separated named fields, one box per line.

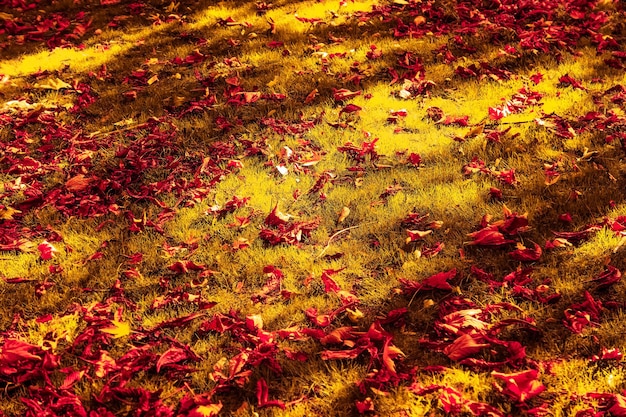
xmin=1 ymin=0 xmax=626 ymax=416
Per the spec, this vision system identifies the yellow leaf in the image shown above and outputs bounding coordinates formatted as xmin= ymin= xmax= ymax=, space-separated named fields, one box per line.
xmin=0 ymin=206 xmax=21 ymax=220
xmin=266 ymin=75 xmax=279 ymax=88
xmin=346 ymin=308 xmax=363 ymax=323
xmin=34 ymin=78 xmax=72 ymax=90
xmin=337 ymin=206 xmax=350 ymax=223
xmin=101 ymin=320 xmax=131 ymax=338
xmin=165 ymin=1 xmax=180 ymax=13
xmin=147 ymin=75 xmax=159 ymax=85
xmin=413 ymin=15 xmax=426 ymax=25
xmin=194 ymin=404 xmax=223 ymax=416
xmin=464 ymin=123 xmax=484 ymax=139
xmin=113 ymin=118 xmax=136 ymax=127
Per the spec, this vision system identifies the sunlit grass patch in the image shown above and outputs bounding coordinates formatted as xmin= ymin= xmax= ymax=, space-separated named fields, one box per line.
xmin=2 ymin=0 xmax=626 ymax=415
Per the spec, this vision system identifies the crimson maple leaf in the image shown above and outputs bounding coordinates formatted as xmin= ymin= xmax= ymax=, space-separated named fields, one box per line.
xmin=465 ymin=227 xmax=515 ymax=246
xmin=443 ymin=333 xmax=489 ymax=361
xmin=508 ymin=242 xmax=542 ymax=261
xmin=492 ymin=369 xmax=545 ymax=403
xmin=400 ymin=269 xmax=457 ymax=294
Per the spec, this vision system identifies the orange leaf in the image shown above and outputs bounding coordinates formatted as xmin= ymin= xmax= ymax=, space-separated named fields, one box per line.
xmin=337 ymin=206 xmax=350 ymax=223
xmin=304 ymin=88 xmax=318 ymax=104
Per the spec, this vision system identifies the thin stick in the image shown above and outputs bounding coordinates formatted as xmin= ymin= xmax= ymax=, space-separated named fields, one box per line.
xmin=614 ymin=235 xmax=626 ymax=253
xmin=89 ymin=122 xmax=149 ymax=139
xmin=317 ymin=225 xmax=361 ymax=258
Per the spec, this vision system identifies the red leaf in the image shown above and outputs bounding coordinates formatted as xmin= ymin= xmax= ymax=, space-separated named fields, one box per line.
xmin=492 ymin=369 xmax=545 ymax=403
xmin=304 ymin=307 xmax=338 ymax=327
xmin=256 ymin=378 xmax=285 ymax=409
xmin=246 ymin=314 xmax=263 ymax=331
xmin=495 ymin=168 xmax=517 ymax=185
xmin=559 ymin=74 xmax=587 ymax=91
xmin=590 ymin=265 xmax=621 ymax=288
xmin=295 ymin=15 xmax=323 ymax=24
xmin=466 ymin=400 xmax=506 ymax=417
xmin=320 ymin=327 xmax=358 ymax=345
xmin=552 ymin=226 xmax=602 ymax=243
xmin=265 ymin=205 xmax=291 ymax=227
xmin=168 ymin=260 xmax=206 ymax=274
xmin=366 ymin=44 xmax=383 ymax=60
xmin=239 ymin=92 xmax=261 ymax=103
xmin=488 ymin=106 xmax=508 ymax=120
xmin=266 ymin=40 xmax=284 ymax=48
xmin=407 ymin=153 xmax=422 ymax=166
xmin=37 ymin=240 xmax=58 ymax=260
xmin=498 ymin=209 xmax=529 ymax=235
xmin=382 ymin=338 xmax=404 ymax=374
xmin=3 ymin=277 xmax=37 ymax=284
xmin=320 ymin=268 xmax=343 ymax=293
xmin=252 ymin=265 xmax=284 ymax=303
xmin=591 ymin=347 xmax=623 ymax=362
xmin=59 ymin=368 xmax=86 ymax=390
xmin=489 ymin=187 xmax=503 ymax=200
xmin=530 ymin=72 xmax=543 ymax=84
xmin=339 ymin=104 xmax=362 ymax=116
xmin=440 ymin=387 xmax=466 ymax=413
xmin=465 ymin=227 xmax=515 ymax=246
xmin=356 ymin=397 xmax=375 ymax=413
xmin=400 ymin=269 xmax=456 ymax=294
xmin=333 ymin=88 xmax=361 ymax=102
xmin=156 ymin=345 xmax=200 ymax=373
xmin=558 ymin=213 xmax=573 ymax=223
xmin=320 ymin=347 xmax=362 ymax=360
xmin=422 ymin=269 xmax=456 ymax=290
xmin=442 ymin=115 xmax=470 ymax=126
xmin=608 ymin=395 xmax=626 ymax=416
xmin=405 ymin=229 xmax=432 ymax=243
xmin=421 ymin=242 xmax=444 ymax=258
xmin=65 ymin=174 xmax=93 ymax=193
xmin=443 ymin=333 xmax=489 ymax=361
xmin=304 ymin=88 xmax=318 ymax=104
xmin=508 ymin=242 xmax=542 ymax=262
xmin=0 ymin=339 xmax=42 ymax=363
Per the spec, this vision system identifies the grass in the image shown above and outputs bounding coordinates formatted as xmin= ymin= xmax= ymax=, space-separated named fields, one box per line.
xmin=1 ymin=0 xmax=626 ymax=415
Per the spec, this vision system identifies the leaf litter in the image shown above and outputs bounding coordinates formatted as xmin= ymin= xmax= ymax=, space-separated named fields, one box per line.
xmin=1 ymin=0 xmax=626 ymax=415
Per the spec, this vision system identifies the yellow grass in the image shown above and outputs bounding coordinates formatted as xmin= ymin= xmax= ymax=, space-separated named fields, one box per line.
xmin=1 ymin=0 xmax=626 ymax=415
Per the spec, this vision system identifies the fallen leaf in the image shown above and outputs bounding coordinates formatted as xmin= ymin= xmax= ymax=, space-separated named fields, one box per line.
xmin=0 ymin=205 xmax=21 ymax=220
xmin=101 ymin=320 xmax=131 ymax=339
xmin=338 ymin=206 xmax=350 ymax=223
xmin=65 ymin=174 xmax=92 ymax=193
xmin=34 ymin=78 xmax=72 ymax=90
xmin=492 ymin=369 xmax=546 ymax=403
xmin=304 ymin=88 xmax=318 ymax=104
xmin=37 ymin=241 xmax=58 ymax=260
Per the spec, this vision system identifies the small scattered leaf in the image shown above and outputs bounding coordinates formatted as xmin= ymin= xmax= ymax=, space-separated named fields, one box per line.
xmin=101 ymin=320 xmax=131 ymax=339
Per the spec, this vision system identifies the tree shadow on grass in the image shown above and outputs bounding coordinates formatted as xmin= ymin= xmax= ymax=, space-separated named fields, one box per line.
xmin=2 ymin=0 xmax=626 ymax=415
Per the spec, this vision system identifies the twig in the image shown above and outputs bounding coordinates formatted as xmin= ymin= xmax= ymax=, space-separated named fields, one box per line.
xmin=484 ymin=119 xmax=540 ymax=128
xmin=614 ymin=235 xmax=626 ymax=253
xmin=89 ymin=122 xmax=149 ymax=139
xmin=317 ymin=225 xmax=361 ymax=258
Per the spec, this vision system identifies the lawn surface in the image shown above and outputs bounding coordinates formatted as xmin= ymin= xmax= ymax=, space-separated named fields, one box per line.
xmin=1 ymin=0 xmax=626 ymax=415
